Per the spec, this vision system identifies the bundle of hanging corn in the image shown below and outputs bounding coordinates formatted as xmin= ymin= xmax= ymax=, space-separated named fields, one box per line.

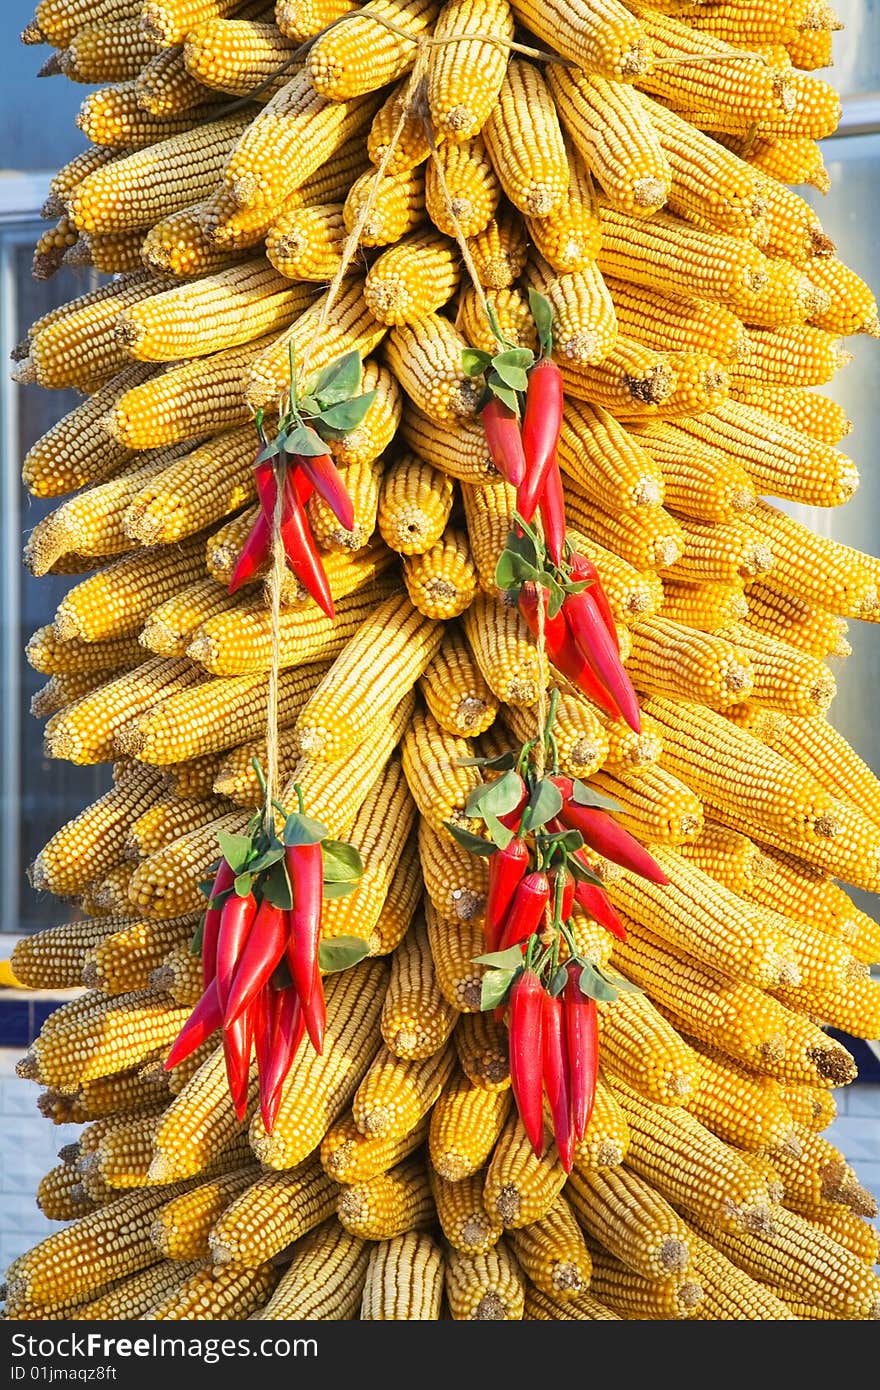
xmin=5 ymin=0 xmax=880 ymax=1323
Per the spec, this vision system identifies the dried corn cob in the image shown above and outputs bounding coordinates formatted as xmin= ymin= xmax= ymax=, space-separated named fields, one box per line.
xmin=360 ymin=1232 xmax=445 ymax=1319
xmin=255 ymin=1219 xmax=369 ymax=1319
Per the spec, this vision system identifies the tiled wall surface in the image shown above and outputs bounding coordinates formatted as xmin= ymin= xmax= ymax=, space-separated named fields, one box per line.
xmin=0 ymin=1044 xmax=877 ymax=1278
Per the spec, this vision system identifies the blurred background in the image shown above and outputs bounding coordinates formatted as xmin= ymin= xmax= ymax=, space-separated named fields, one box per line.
xmin=0 ymin=0 xmax=877 ymax=1270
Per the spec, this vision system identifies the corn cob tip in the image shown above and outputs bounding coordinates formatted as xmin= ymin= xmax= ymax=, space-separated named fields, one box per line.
xmin=20 ymin=22 xmax=45 ymax=45
xmin=16 ymin=1051 xmax=39 ymax=1081
xmin=37 ymin=53 xmax=61 ymax=78
xmin=11 ymin=357 xmax=36 ymax=385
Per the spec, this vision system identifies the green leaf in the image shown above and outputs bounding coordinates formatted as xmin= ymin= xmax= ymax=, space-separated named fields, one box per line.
xmin=444 ymin=823 xmax=496 ymax=857
xmin=574 ymin=961 xmax=620 ymax=1003
xmin=312 ymin=391 xmax=376 ymax=437
xmin=190 ymin=922 xmax=204 ymax=957
xmin=217 ymin=831 xmax=255 ymax=874
xmin=233 ymin=871 xmax=256 ymax=897
xmin=483 ymin=810 xmax=514 ymax=851
xmin=570 ymin=780 xmax=622 ymax=814
xmin=521 ymin=777 xmax=564 ymax=833
xmin=598 ymin=967 xmax=641 ymax=995
xmin=495 ymin=547 xmax=539 ymax=592
xmin=492 ymin=348 xmax=534 ymax=375
xmin=567 ymin=856 xmax=603 ymax=887
xmin=528 ymin=289 xmax=554 ymax=355
xmin=549 ymin=965 xmax=569 ymax=997
xmin=487 ymin=379 xmax=520 ymax=414
xmin=245 ymin=844 xmax=286 ymax=876
xmin=309 ymin=350 xmax=362 ymax=407
xmin=465 ymin=769 xmax=523 ymax=819
xmin=281 ymin=424 xmax=328 ymax=457
xmin=489 ymin=363 xmax=529 ymax=394
xmin=322 ymin=880 xmax=359 ymax=899
xmin=260 ymin=859 xmax=293 ymax=911
xmin=197 ymin=876 xmax=216 ymax=899
xmin=455 ymin=750 xmax=516 ymax=771
xmin=298 ymin=394 xmax=321 ymax=416
xmin=461 ymin=348 xmax=492 ymax=377
xmin=555 ymin=829 xmax=584 ymax=854
xmin=282 ymin=811 xmax=327 ymax=847
xmin=321 ymin=839 xmax=364 ymax=882
xmin=319 ymin=936 xmax=370 ymax=973
xmin=480 ymin=967 xmax=516 ymax=1012
xmin=255 ymin=437 xmax=281 ymax=465
xmin=544 ymin=576 xmax=567 ymax=620
xmin=473 ymin=946 xmax=527 ymax=971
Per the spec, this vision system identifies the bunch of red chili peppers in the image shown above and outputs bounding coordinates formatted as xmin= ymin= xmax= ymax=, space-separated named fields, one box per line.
xmin=468 ymin=293 xmax=640 ymax=735
xmin=452 ymin=701 xmax=667 ymax=1171
xmin=165 ymin=779 xmax=366 ymax=1132
xmin=228 ymin=349 xmax=375 ymax=615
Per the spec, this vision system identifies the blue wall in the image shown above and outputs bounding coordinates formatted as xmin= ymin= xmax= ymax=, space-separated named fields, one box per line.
xmin=0 ymin=1 xmax=95 ymax=170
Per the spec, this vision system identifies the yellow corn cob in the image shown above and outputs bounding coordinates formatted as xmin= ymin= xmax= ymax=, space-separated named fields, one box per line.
xmin=705 ymin=73 xmax=842 ymax=142
xmin=565 ymin=533 xmax=663 ymax=629
xmin=403 ymin=528 xmax=477 ymax=619
xmin=308 ymin=0 xmax=440 ymax=100
xmin=377 ymin=454 xmax=453 ymax=557
xmin=338 ymin=1157 xmax=434 ymax=1240
xmin=199 ymin=187 xmax=279 ymax=253
xmin=136 ymin=46 xmax=212 ymax=117
xmin=419 ymin=817 xmax=486 ymax=928
xmin=446 ymin=1240 xmax=524 ymax=1320
xmin=45 ymin=657 xmax=205 ymax=766
xmin=120 ymin=262 xmax=313 ymax=364
xmin=704 ymin=1205 xmax=880 ymax=1319
xmin=40 ymin=145 xmax=119 ymax=221
xmin=633 ymin=422 xmax=755 ymax=523
xmin=328 ymin=361 xmax=402 ymax=469
xmin=266 ymin=200 xmax=346 ymax=280
xmin=125 ymin=796 xmax=229 ymax=862
xmin=30 ymin=991 xmax=189 ymax=1095
xmin=148 ymin=941 xmax=203 ymax=1006
xmin=483 ymin=1117 xmax=567 ymax=1229
xmin=462 ymin=596 xmax=548 ymax=707
xmin=716 ymin=625 xmax=836 ymax=716
xmin=505 ymin=691 xmax=608 ymax=781
xmin=364 ymin=231 xmax=460 ymax=325
xmin=307 ymin=455 xmax=384 ymax=552
xmin=524 ymin=147 xmax=600 ymax=275
xmin=598 ymin=979 xmax=702 ymax=1105
xmin=509 ymin=0 xmax=650 ymax=80
xmin=526 ymin=254 xmax=617 ymax=366
xmin=54 ymin=541 xmax=206 ymax=647
xmin=768 ymin=1129 xmax=876 ymax=1219
xmin=751 ymin=713 xmax=880 ymax=826
xmin=76 ymin=83 xmax=219 ymax=150
xmin=321 ymin=1109 xmax=428 ymax=1185
xmin=744 ymin=256 xmax=833 ymax=330
xmin=560 ymin=335 xmax=678 ymax=416
xmin=61 ymin=228 xmax=143 ymax=276
xmin=686 ymin=1225 xmax=796 ymax=1320
xmin=758 ymin=181 xmax=836 ymax=264
xmin=425 ymin=134 xmax=501 ymax=238
xmin=385 ymin=311 xmax=483 ymax=425
xmin=809 ymin=1206 xmax=880 ymax=1265
xmin=353 ymin=1042 xmax=454 ymax=1141
xmin=364 ymin=78 xmax=431 ymax=175
xmin=482 ymin=61 xmax=569 ymax=217
xmin=127 ymin=810 xmax=246 ymax=918
xmin=360 ymin=1232 xmax=445 ymax=1319
xmin=430 ymin=1167 xmax=501 ymax=1253
xmin=150 ymin=1169 xmax=257 ymax=1259
xmin=686 ymin=1044 xmax=796 ymax=1153
xmin=730 ymin=385 xmax=851 ymax=446
xmin=549 ymin=68 xmax=669 ymax=219
xmin=607 ymin=279 xmax=748 ymax=366
xmin=246 ymin=276 xmax=386 ymax=409
xmin=142 ymin=200 xmax=249 ymax=277
xmin=141 ymin=581 xmax=240 ymax=658
xmin=586 ymin=1244 xmax=703 ymax=1320
xmin=54 ymin=17 xmax=159 ymax=80
xmin=509 ymin=1198 xmax=592 ymax=1300
xmin=454 ymin=1010 xmax=508 ymax=1091
xmin=83 ymin=916 xmax=198 ymax=995
xmin=209 ymin=1161 xmax=339 ymax=1266
xmin=525 ymin=1287 xmax=620 ymax=1320
xmin=458 ymin=283 xmax=538 ymax=356
xmin=380 ymin=916 xmax=458 ymax=1058
xmin=141 ymin=0 xmax=246 ymax=46
xmin=560 ymin=386 xmax=671 ymax=521
xmin=31 ymin=767 xmax=163 ymax=896
xmin=611 ymin=352 xmax=730 ymax=423
xmin=663 ymin=517 xmax=774 ymax=586
xmin=321 ymin=756 xmax=417 ymax=944
xmin=83 ymin=1113 xmax=168 ymax=1190
xmin=368 ymin=830 xmax=422 ymax=957
xmin=38 ymin=1066 xmax=170 ymax=1126
xmin=343 ymin=166 xmax=425 ymax=247
xmin=626 ymin=614 xmax=754 ymax=710
xmin=605 ymin=843 xmax=801 ymax=989
xmin=562 ymin=496 xmax=683 ymax=575
xmin=428 ymin=1068 xmax=511 ymax=1181
xmin=183 ymin=18 xmax=296 ymax=98
xmin=255 ymin=1219 xmax=369 ymax=1319
xmin=148 ymin=1043 xmax=251 ymax=1185
xmin=424 ymin=898 xmax=484 ymax=1011
xmin=611 ymin=919 xmax=856 ymax=1088
xmin=400 ymin=405 xmax=497 ymax=487
xmin=426 ymin=0 xmax=513 ymax=141
xmin=187 ymin=573 xmax=399 ymax=676
xmin=401 ymin=707 xmax=483 ymax=836
xmin=251 ymin=960 xmax=388 ymax=1169
xmin=465 ymin=206 xmax=528 ymax=290
xmin=162 ymin=753 xmax=227 ymax=800
xmin=805 ymin=255 xmax=879 ymax=335
xmin=4 ymin=1184 xmax=194 ymax=1308
xmin=743 ymin=502 xmax=878 ymax=617
xmin=786 ymin=23 xmax=835 ymax=70
xmin=26 ymin=272 xmax=173 ymax=393
xmin=678 ymin=821 xmax=769 ymax=898
xmin=144 ymin=1261 xmax=278 ymax=1320
xmin=164 ymin=1037 xmax=217 ymax=1097
xmin=36 ymin=1163 xmax=99 ymax=1222
xmin=720 ymin=132 xmax=829 ymax=193
xmin=659 ymin=579 xmax=749 ymax=635
xmin=569 ymin=1164 xmax=695 ymax=1281
xmin=416 ymin=630 xmax=496 ymax=738
xmin=223 ymin=70 xmax=377 ymax=212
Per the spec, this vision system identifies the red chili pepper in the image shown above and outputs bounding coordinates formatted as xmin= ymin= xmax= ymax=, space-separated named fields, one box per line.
xmin=569 ymin=552 xmax=618 ymax=653
xmin=538 ymin=455 xmax=566 ymax=566
xmin=223 ymin=900 xmax=288 ymax=1028
xmin=517 ymin=359 xmax=564 ymax=522
xmin=509 ymin=970 xmax=546 ymax=1156
xmin=564 ymin=965 xmax=598 ymax=1143
xmin=559 ymin=800 xmax=668 ymax=886
xmin=301 ymin=961 xmax=326 ymax=1055
xmin=215 ymin=891 xmax=258 ymax=1014
xmin=228 ymin=512 xmax=271 ymax=595
xmin=484 ymin=837 xmax=530 ymax=952
xmin=254 ymin=464 xmax=335 ymax=620
xmin=289 ymin=451 xmax=354 ymax=531
xmin=254 ymin=981 xmax=277 ymax=1098
xmin=562 ymin=587 xmax=641 ymax=733
xmin=572 ymin=877 xmax=627 ymax=942
xmin=550 ymin=865 xmax=575 ymax=922
xmin=223 ymin=999 xmax=255 ymax=1121
xmin=261 ymin=986 xmax=306 ymax=1132
xmin=542 ymin=990 xmax=575 ymax=1172
xmin=164 ymin=980 xmax=222 ymax=1071
xmin=200 ymin=858 xmax=236 ymax=990
xmin=284 ymin=841 xmax=324 ymax=1013
xmin=498 ymin=871 xmax=551 ymax=951
xmin=518 ymin=583 xmax=618 ymax=717
xmin=481 ymin=395 xmax=526 ymax=486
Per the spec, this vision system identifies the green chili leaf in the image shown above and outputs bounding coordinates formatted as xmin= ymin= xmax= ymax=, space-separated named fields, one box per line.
xmin=318 ymin=936 xmax=370 ymax=973
xmin=549 ymin=965 xmax=569 ymax=997
xmin=521 ymin=777 xmax=564 ymax=833
xmin=190 ymin=921 xmax=204 ymax=957
xmin=260 ymin=859 xmax=293 ymax=910
xmin=311 ymin=390 xmax=376 ymax=437
xmin=255 ymin=437 xmax=281 ymax=466
xmin=473 ymin=946 xmax=527 ymax=970
xmin=321 ymin=880 xmax=359 ymax=899
xmin=233 ymin=871 xmax=256 ymax=897
xmin=528 ymin=288 xmax=554 ymax=356
xmin=598 ymin=966 xmax=641 ymax=995
xmin=574 ymin=960 xmax=620 ymax=1003
xmin=566 ymin=855 xmax=603 ymax=887
xmin=465 ymin=769 xmax=523 ymax=818
xmin=217 ymin=831 xmax=255 ymax=874
xmin=282 ymin=811 xmax=328 ymax=847
xmin=487 ymin=379 xmax=520 ymax=413
xmin=455 ymin=750 xmax=516 ymax=770
xmin=480 ymin=967 xmax=516 ymax=1012
xmin=281 ymin=424 xmax=329 ymax=457
xmin=444 ymin=823 xmax=496 ymax=857
xmin=489 ymin=363 xmax=529 ymax=394
xmin=309 ymin=350 xmax=362 ymax=406
xmin=570 ymin=780 xmax=623 ymax=813
xmin=321 ymin=839 xmax=364 ymax=882
xmin=483 ymin=810 xmax=514 ymax=851
xmin=461 ymin=348 xmax=492 ymax=377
